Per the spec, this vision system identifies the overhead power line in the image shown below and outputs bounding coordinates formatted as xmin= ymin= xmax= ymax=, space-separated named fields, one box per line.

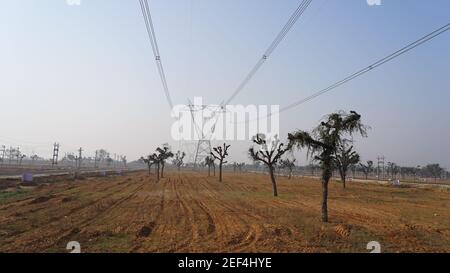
xmin=224 ymin=0 xmax=313 ymax=106
xmin=139 ymin=0 xmax=174 ymax=109
xmin=232 ymin=21 xmax=450 ymax=125
xmin=279 ymin=22 xmax=450 ymax=114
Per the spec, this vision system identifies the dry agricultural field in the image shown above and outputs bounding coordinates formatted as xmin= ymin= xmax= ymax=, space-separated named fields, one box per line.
xmin=0 ymin=171 xmax=450 ymax=253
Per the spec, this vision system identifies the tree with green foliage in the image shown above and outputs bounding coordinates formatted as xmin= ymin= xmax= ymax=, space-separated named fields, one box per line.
xmin=280 ymin=158 xmax=296 ymax=179
xmin=359 ymin=160 xmax=374 ymax=180
xmin=333 ymin=143 xmax=360 ymax=189
xmin=423 ymin=164 xmax=444 ymax=181
xmin=387 ymin=162 xmax=399 ymax=180
xmin=288 ymin=111 xmax=368 ymax=223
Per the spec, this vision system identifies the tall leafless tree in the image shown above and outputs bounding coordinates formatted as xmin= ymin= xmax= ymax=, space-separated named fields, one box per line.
xmin=140 ymin=156 xmax=154 ymax=175
xmin=249 ymin=134 xmax=290 ymax=197
xmin=172 ymin=151 xmax=186 ymax=172
xmin=156 ymin=144 xmax=174 ymax=179
xmin=211 ymin=143 xmax=230 ymax=182
xmin=288 ymin=111 xmax=368 ymax=223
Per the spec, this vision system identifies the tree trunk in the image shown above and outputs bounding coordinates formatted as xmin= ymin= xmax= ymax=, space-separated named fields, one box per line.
xmin=219 ymin=162 xmax=223 ymax=182
xmin=321 ymin=179 xmax=329 ymax=222
xmin=208 ymin=165 xmax=211 ymax=177
xmin=213 ymin=164 xmax=216 ymax=176
xmin=156 ymin=164 xmax=160 ymax=182
xmin=269 ymin=165 xmax=278 ymax=197
xmin=321 ymin=167 xmax=332 ymax=223
xmin=339 ymin=167 xmax=347 ymax=189
xmin=161 ymin=163 xmax=165 ymax=178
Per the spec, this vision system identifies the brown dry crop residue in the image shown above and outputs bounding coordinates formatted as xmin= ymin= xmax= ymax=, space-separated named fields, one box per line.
xmin=0 ymin=171 xmax=449 ymax=253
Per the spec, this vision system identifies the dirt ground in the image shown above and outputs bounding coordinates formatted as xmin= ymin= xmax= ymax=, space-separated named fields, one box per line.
xmin=0 ymin=171 xmax=449 ymax=253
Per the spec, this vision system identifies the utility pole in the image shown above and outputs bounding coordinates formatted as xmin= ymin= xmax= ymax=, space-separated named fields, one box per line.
xmin=0 ymin=145 xmax=5 ymax=166
xmin=94 ymin=150 xmax=99 ymax=168
xmin=52 ymin=143 xmax=60 ymax=167
xmin=77 ymin=147 xmax=83 ymax=169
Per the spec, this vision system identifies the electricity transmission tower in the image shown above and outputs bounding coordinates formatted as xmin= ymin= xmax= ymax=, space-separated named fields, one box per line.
xmin=77 ymin=147 xmax=83 ymax=169
xmin=0 ymin=145 xmax=5 ymax=166
xmin=94 ymin=150 xmax=99 ymax=168
xmin=186 ymin=101 xmax=225 ymax=168
xmin=52 ymin=143 xmax=60 ymax=167
xmin=377 ymin=156 xmax=385 ymax=180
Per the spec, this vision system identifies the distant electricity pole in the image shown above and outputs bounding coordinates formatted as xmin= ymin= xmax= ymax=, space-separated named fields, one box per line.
xmin=77 ymin=147 xmax=83 ymax=169
xmin=52 ymin=143 xmax=60 ymax=167
xmin=377 ymin=156 xmax=385 ymax=180
xmin=0 ymin=145 xmax=5 ymax=166
xmin=94 ymin=150 xmax=99 ymax=168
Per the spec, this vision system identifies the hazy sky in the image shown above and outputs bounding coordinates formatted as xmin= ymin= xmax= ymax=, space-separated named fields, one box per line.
xmin=1 ymin=0 xmax=449 ymax=168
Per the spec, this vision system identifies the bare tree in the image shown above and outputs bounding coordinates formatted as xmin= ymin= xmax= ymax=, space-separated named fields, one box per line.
xmin=232 ymin=162 xmax=237 ymax=173
xmin=19 ymin=154 xmax=26 ymax=166
xmin=121 ymin=156 xmax=127 ymax=167
xmin=141 ymin=154 xmax=158 ymax=177
xmin=205 ymin=156 xmax=216 ymax=177
xmin=280 ymin=158 xmax=296 ymax=179
xmin=249 ymin=134 xmax=290 ymax=197
xmin=333 ymin=143 xmax=360 ymax=189
xmin=211 ymin=143 xmax=230 ymax=182
xmin=359 ymin=160 xmax=374 ymax=180
xmin=237 ymin=163 xmax=245 ymax=173
xmin=288 ymin=111 xmax=368 ymax=223
xmin=172 ymin=151 xmax=186 ymax=172
xmin=156 ymin=144 xmax=174 ymax=179
xmin=308 ymin=163 xmax=318 ymax=177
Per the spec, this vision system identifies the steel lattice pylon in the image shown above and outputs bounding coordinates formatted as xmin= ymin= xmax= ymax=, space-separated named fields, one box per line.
xmin=186 ymin=99 xmax=225 ymax=168
xmin=194 ymin=139 xmax=212 ymax=168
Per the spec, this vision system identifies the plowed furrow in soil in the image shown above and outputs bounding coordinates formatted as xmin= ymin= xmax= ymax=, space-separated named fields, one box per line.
xmin=0 ymin=178 xmax=129 ymax=222
xmin=130 ymin=178 xmax=168 ymax=253
xmin=0 ymin=178 xmax=145 ymax=252
xmin=0 ymin=177 xmax=132 ymax=242
xmin=1 ymin=171 xmax=450 ymax=253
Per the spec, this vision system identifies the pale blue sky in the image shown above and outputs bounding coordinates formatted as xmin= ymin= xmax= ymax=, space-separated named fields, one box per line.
xmin=0 ymin=0 xmax=449 ymax=168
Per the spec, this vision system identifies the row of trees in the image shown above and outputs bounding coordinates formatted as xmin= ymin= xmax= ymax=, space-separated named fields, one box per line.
xmin=200 ymin=111 xmax=367 ymax=223
xmin=140 ymin=110 xmax=447 ymax=223
xmin=248 ymin=111 xmax=368 ymax=223
xmin=359 ymin=161 xmax=446 ymax=181
xmin=141 ymin=144 xmax=187 ymax=181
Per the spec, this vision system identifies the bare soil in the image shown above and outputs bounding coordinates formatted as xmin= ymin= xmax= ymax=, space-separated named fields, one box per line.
xmin=0 ymin=171 xmax=449 ymax=253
